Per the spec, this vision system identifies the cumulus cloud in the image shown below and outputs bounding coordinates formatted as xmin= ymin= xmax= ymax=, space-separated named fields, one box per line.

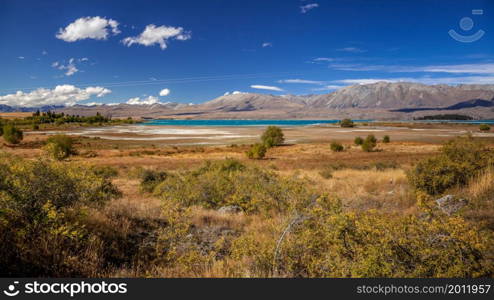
xmin=126 ymin=96 xmax=160 ymax=105
xmin=262 ymin=42 xmax=272 ymax=48
xmin=122 ymin=24 xmax=191 ymax=50
xmin=56 ymin=16 xmax=120 ymax=42
xmin=82 ymin=102 xmax=104 ymax=106
xmin=52 ymin=58 xmax=79 ymax=76
xmin=159 ymin=88 xmax=170 ymax=96
xmin=0 ymin=85 xmax=111 ymax=107
xmin=250 ymin=85 xmax=284 ymax=92
xmin=300 ymin=3 xmax=319 ymax=13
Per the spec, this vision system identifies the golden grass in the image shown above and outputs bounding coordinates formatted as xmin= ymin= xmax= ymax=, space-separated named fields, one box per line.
xmin=189 ymin=206 xmax=248 ymax=231
xmin=0 ymin=112 xmax=32 ymax=119
xmin=5 ymin=126 xmax=493 ymax=277
xmin=289 ymin=168 xmax=416 ymax=212
xmin=466 ymin=167 xmax=494 ymax=200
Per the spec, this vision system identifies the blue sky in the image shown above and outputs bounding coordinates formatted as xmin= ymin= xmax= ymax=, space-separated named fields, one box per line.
xmin=0 ymin=0 xmax=493 ymax=107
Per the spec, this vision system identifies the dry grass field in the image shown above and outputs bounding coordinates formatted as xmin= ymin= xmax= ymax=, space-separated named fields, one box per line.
xmin=0 ymin=112 xmax=33 ymax=119
xmin=1 ymin=122 xmax=494 ymax=277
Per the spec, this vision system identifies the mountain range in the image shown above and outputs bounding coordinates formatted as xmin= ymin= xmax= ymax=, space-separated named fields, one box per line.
xmin=3 ymin=82 xmax=494 ymax=120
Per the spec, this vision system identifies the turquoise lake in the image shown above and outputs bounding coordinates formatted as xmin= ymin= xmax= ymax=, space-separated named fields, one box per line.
xmin=141 ymin=119 xmax=494 ymax=126
xmin=141 ymin=119 xmax=372 ymax=126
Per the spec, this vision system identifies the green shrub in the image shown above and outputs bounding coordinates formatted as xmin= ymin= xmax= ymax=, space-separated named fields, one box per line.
xmin=140 ymin=169 xmax=168 ymax=193
xmin=2 ymin=124 xmax=23 ymax=144
xmin=90 ymin=165 xmax=119 ymax=179
xmin=235 ymin=197 xmax=494 ymax=277
xmin=246 ymin=143 xmax=267 ymax=159
xmin=354 ymin=136 xmax=363 ymax=145
xmin=409 ymin=136 xmax=494 ymax=195
xmin=153 ymin=159 xmax=315 ymax=213
xmin=382 ymin=135 xmax=390 ymax=143
xmin=361 ymin=134 xmax=377 ymax=152
xmin=340 ymin=118 xmax=355 ymax=128
xmin=319 ymin=168 xmax=333 ymax=179
xmin=44 ymin=135 xmax=76 ymax=160
xmin=261 ymin=126 xmax=284 ymax=148
xmin=0 ymin=155 xmax=120 ymax=276
xmin=330 ymin=141 xmax=344 ymax=152
xmin=479 ymin=124 xmax=491 ymax=131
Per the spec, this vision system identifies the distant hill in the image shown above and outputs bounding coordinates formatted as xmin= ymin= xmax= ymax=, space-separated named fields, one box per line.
xmin=308 ymin=82 xmax=494 ymax=109
xmin=3 ymin=82 xmax=494 ymax=119
xmin=0 ymin=104 xmax=65 ymax=113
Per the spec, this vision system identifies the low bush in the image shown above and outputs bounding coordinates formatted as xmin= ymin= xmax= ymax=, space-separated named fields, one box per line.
xmin=2 ymin=124 xmax=23 ymax=144
xmin=152 ymin=159 xmax=315 ymax=213
xmin=90 ymin=165 xmax=119 ymax=179
xmin=382 ymin=135 xmax=390 ymax=143
xmin=140 ymin=169 xmax=168 ymax=192
xmin=361 ymin=134 xmax=377 ymax=152
xmin=231 ymin=197 xmax=494 ymax=277
xmin=319 ymin=168 xmax=333 ymax=179
xmin=261 ymin=126 xmax=284 ymax=148
xmin=354 ymin=136 xmax=363 ymax=145
xmin=409 ymin=136 xmax=494 ymax=195
xmin=330 ymin=141 xmax=344 ymax=152
xmin=44 ymin=134 xmax=76 ymax=160
xmin=0 ymin=154 xmax=120 ymax=276
xmin=246 ymin=143 xmax=267 ymax=159
xmin=479 ymin=124 xmax=491 ymax=131
xmin=340 ymin=118 xmax=355 ymax=128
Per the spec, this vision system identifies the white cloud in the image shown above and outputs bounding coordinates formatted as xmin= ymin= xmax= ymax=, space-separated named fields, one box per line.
xmin=223 ymin=91 xmax=245 ymax=96
xmin=421 ymin=63 xmax=494 ymax=74
xmin=337 ymin=47 xmax=367 ymax=53
xmin=159 ymin=88 xmax=170 ymax=96
xmin=262 ymin=42 xmax=272 ymax=48
xmin=250 ymin=85 xmax=284 ymax=92
xmin=332 ymin=75 xmax=494 ymax=85
xmin=312 ymin=85 xmax=344 ymax=91
xmin=82 ymin=102 xmax=103 ymax=106
xmin=52 ymin=58 xmax=79 ymax=76
xmin=278 ymin=79 xmax=324 ymax=84
xmin=0 ymin=85 xmax=111 ymax=107
xmin=122 ymin=24 xmax=191 ymax=50
xmin=56 ymin=16 xmax=120 ymax=42
xmin=313 ymin=57 xmax=334 ymax=62
xmin=335 ymin=79 xmax=394 ymax=85
xmin=329 ymin=62 xmax=494 ymax=75
xmin=42 ymin=50 xmax=48 ymax=55
xmin=300 ymin=3 xmax=319 ymax=13
xmin=18 ymin=56 xmax=25 ymax=60
xmin=126 ymin=96 xmax=160 ymax=105
xmin=80 ymin=57 xmax=89 ymax=62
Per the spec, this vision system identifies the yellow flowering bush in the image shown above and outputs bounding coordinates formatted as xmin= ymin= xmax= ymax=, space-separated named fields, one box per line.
xmin=0 ymin=154 xmax=120 ymax=276
xmin=153 ymin=159 xmax=315 ymax=213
